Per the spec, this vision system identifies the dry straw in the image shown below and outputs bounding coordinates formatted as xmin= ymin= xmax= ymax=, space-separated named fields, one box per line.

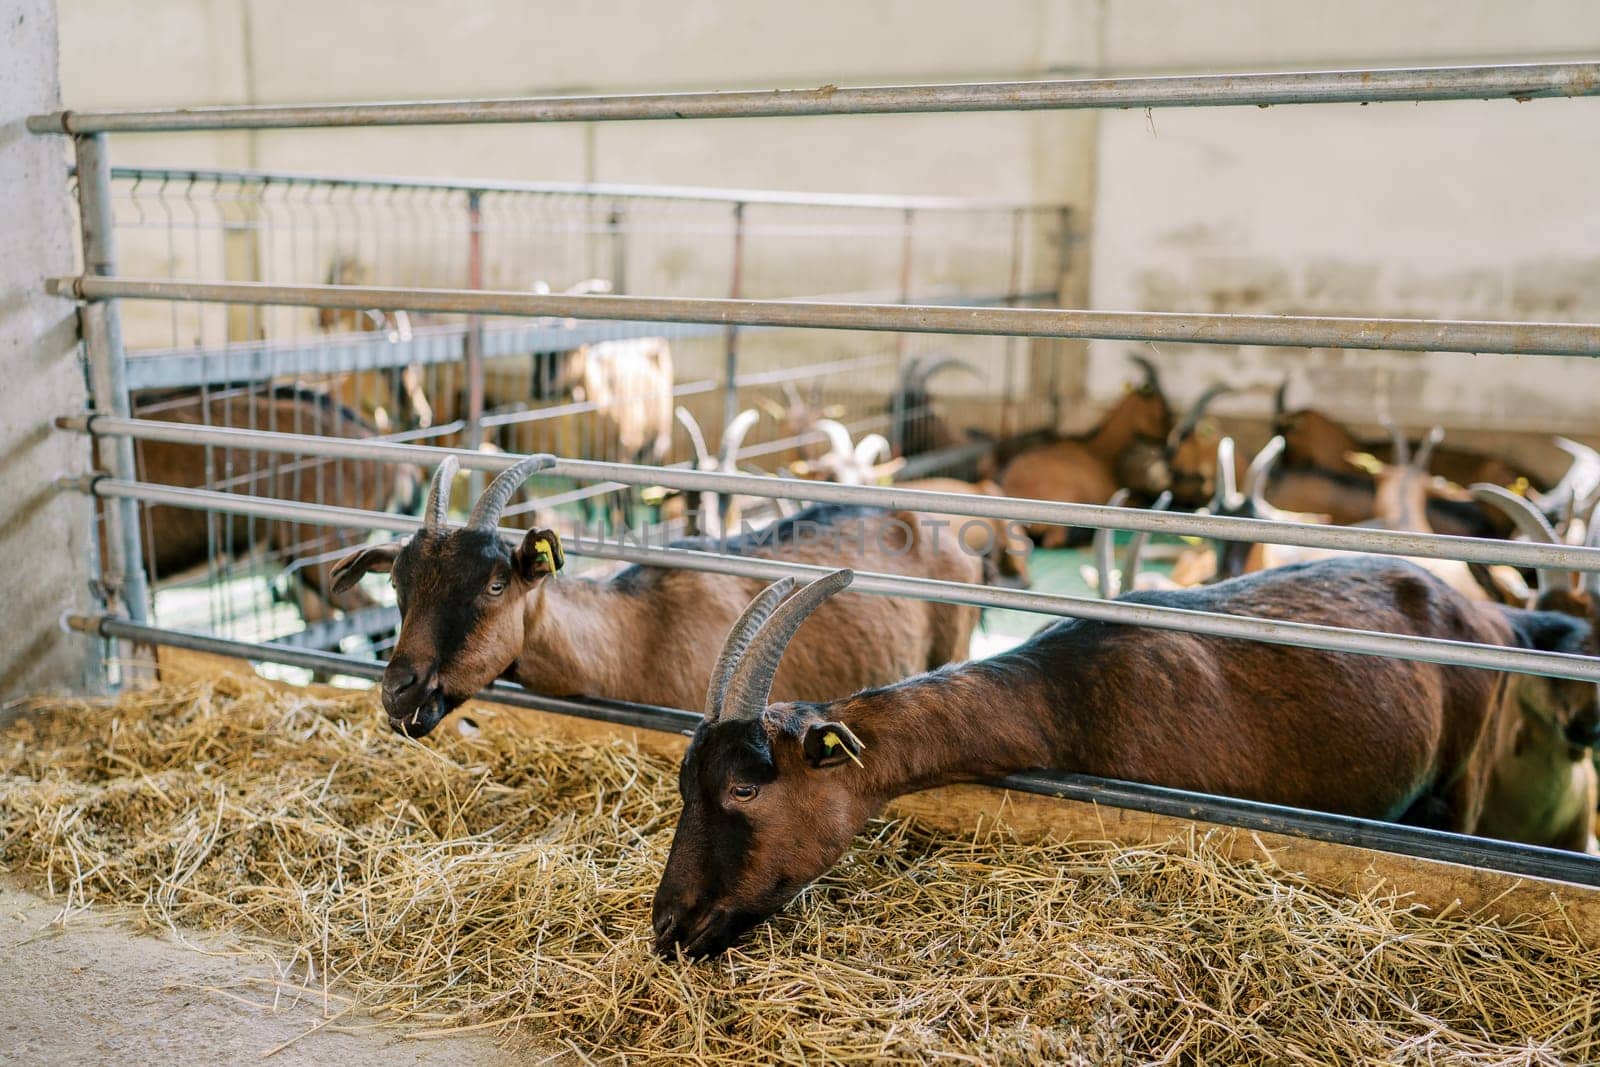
xmin=1 ymin=676 xmax=1596 ymax=1063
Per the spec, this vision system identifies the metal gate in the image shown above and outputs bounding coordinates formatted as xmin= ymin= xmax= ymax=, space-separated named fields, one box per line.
xmin=30 ymin=62 xmax=1600 ymax=890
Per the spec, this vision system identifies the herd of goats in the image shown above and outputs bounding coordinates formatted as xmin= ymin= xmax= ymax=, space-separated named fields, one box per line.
xmin=122 ymin=320 xmax=1600 ymax=953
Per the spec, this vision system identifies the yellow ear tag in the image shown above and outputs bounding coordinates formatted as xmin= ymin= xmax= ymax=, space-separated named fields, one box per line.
xmin=823 ymin=730 xmax=865 ymax=768
xmin=533 ymin=538 xmax=555 ymax=568
xmin=1510 ymin=477 xmax=1531 ymax=498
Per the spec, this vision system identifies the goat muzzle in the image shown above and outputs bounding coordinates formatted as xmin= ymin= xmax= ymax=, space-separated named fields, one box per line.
xmin=381 ymin=663 xmax=450 ymax=738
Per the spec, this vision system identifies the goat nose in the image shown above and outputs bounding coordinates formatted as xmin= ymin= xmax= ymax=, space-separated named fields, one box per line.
xmin=383 ymin=668 xmax=419 ymax=699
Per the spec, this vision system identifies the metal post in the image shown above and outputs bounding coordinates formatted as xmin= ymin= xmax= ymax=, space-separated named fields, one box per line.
xmin=73 ymin=134 xmax=151 ymax=624
xmin=608 ymin=200 xmax=628 ymax=296
xmin=890 ymin=207 xmax=915 ymax=454
xmin=1000 ymin=206 xmax=1025 ymax=439
xmin=723 ymin=201 xmax=746 ymax=430
xmin=1050 ymin=205 xmax=1073 ymax=428
xmin=464 ymin=189 xmax=486 ymax=499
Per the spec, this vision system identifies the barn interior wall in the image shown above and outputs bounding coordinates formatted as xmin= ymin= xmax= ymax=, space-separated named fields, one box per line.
xmin=1 ymin=0 xmax=100 ymax=703
xmin=52 ymin=0 xmax=1600 ymax=451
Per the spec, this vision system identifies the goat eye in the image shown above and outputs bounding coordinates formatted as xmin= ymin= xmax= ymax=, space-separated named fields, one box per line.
xmin=729 ymin=784 xmax=759 ymax=802
xmin=487 ymin=580 xmax=507 ymax=596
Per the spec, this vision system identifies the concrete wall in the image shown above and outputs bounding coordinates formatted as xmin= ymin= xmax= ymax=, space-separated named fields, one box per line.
xmin=1084 ymin=1 xmax=1600 ymax=446
xmin=1 ymin=0 xmax=100 ymax=702
xmin=51 ymin=0 xmax=1600 ymax=445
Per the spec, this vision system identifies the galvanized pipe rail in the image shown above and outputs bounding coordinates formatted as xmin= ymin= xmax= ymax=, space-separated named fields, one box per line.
xmin=49 ymin=276 xmax=1600 ymax=358
xmin=103 ymin=164 xmax=1065 ymax=213
xmin=28 ymin=63 xmax=1600 ymax=133
xmin=60 ymin=415 xmax=1600 ymax=574
xmin=66 ymin=613 xmax=1600 ymax=888
xmin=57 ymin=475 xmax=1600 ymax=685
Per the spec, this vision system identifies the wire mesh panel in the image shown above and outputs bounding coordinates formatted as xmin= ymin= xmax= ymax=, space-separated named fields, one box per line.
xmin=92 ymin=168 xmax=1068 ymax=653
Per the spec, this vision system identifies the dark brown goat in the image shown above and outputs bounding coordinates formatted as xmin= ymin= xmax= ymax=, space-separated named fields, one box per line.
xmin=997 ymin=355 xmax=1172 ymax=547
xmin=330 ymin=457 xmax=982 ymax=738
xmin=1162 ymin=383 xmax=1245 ymax=509
xmin=653 ymin=559 xmax=1508 ymax=956
xmin=130 ymin=386 xmax=417 ymax=624
xmin=888 ymin=354 xmax=981 ymax=460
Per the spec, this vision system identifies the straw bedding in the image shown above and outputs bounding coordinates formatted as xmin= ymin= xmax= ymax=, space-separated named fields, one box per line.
xmin=1 ymin=677 xmax=1596 ymax=1064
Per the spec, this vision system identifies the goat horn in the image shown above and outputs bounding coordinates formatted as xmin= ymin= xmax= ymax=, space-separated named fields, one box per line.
xmin=854 ymin=433 xmax=892 ymax=470
xmin=1126 ymin=353 xmax=1161 ymax=397
xmin=1471 ymin=483 xmax=1563 ymax=596
xmin=1214 ymin=437 xmax=1239 ymax=511
xmin=1272 ymin=376 xmax=1291 ymax=422
xmin=719 ymin=409 xmax=761 ymax=470
xmin=703 ymin=576 xmax=798 ymax=722
xmin=813 ymin=418 xmax=857 ymax=463
xmin=1380 ymin=418 xmax=1410 ymax=470
xmin=1533 ymin=437 xmax=1600 ymax=516
xmin=1414 ymin=425 xmax=1445 ymax=473
xmin=1096 ymin=489 xmax=1131 ymax=599
xmin=1167 ymin=383 xmax=1231 ymax=449
xmin=910 ymin=354 xmax=981 ymax=391
xmin=422 ymin=455 xmax=460 ymax=532
xmin=1121 ymin=490 xmax=1172 ymax=592
xmin=721 ymin=569 xmax=855 ymax=720
xmin=675 ymin=406 xmax=711 ymax=468
xmin=467 ymin=454 xmax=558 ymax=531
xmin=1244 ymin=436 xmax=1286 ymax=513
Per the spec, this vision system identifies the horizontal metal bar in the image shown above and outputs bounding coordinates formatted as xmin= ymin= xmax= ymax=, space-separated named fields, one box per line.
xmin=272 ymin=604 xmax=399 ymax=650
xmin=54 ymin=277 xmax=1600 ymax=358
xmin=75 ymin=614 xmax=1600 ymax=887
xmin=67 ymin=476 xmax=1600 ymax=684
xmin=105 ymin=165 xmax=1066 ymax=213
xmin=65 ymin=417 xmax=1600 ymax=574
xmin=121 ymin=290 xmax=1054 ymax=390
xmin=30 ymin=63 xmax=1600 ymax=133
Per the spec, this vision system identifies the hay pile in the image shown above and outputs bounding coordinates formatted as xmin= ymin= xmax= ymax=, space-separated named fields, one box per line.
xmin=1 ymin=678 xmax=1596 ymax=1063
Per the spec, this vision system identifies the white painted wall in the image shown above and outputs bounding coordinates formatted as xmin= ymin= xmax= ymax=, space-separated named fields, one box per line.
xmin=1085 ymin=1 xmax=1600 ymax=444
xmin=52 ymin=0 xmax=1600 ymax=444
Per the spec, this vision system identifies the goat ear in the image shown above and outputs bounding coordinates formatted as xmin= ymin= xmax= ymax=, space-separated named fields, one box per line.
xmin=802 ymin=721 xmax=865 ymax=769
xmin=513 ymin=528 xmax=565 ymax=580
xmin=330 ymin=542 xmax=402 ymax=594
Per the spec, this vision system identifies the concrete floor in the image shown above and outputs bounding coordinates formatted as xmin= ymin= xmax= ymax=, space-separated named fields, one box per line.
xmin=0 ymin=880 xmax=539 ymax=1066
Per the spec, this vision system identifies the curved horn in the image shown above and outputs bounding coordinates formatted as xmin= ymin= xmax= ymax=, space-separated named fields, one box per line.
xmin=1533 ymin=437 xmax=1600 ymax=515
xmin=1167 ymin=383 xmax=1232 ymax=449
xmin=1273 ymin=376 xmax=1291 ymax=422
xmin=1121 ymin=490 xmax=1172 ymax=591
xmin=910 ymin=354 xmax=981 ymax=391
xmin=422 ymin=455 xmax=459 ymax=532
xmin=812 ymin=418 xmax=857 ymax=462
xmin=721 ymin=569 xmax=855 ymax=720
xmin=718 ymin=409 xmax=761 ymax=470
xmin=675 ymin=406 xmax=711 ymax=468
xmin=467 ymin=454 xmax=557 ymax=531
xmin=1096 ymin=488 xmax=1131 ymax=599
xmin=1414 ymin=425 xmax=1445 ymax=473
xmin=1471 ymin=483 xmax=1562 ymax=596
xmin=1213 ymin=437 xmax=1239 ymax=511
xmin=1126 ymin=353 xmax=1161 ymax=396
xmin=1244 ymin=436 xmax=1286 ymax=514
xmin=854 ymin=433 xmax=891 ymax=470
xmin=1380 ymin=418 xmax=1410 ymax=470
xmin=703 ymin=576 xmax=798 ymax=722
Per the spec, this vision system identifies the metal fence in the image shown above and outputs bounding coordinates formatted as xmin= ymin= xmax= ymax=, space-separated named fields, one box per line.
xmin=83 ymin=162 xmax=1066 ymax=649
xmin=32 ymin=62 xmax=1600 ymax=885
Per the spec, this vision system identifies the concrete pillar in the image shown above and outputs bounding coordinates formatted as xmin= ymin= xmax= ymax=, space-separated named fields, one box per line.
xmin=0 ymin=0 xmax=102 ymax=703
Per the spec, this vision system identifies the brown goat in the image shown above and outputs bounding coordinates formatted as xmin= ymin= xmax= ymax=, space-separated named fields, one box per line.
xmin=330 ymin=457 xmax=982 ymax=738
xmin=1162 ymin=383 xmax=1247 ymax=510
xmin=997 ymin=356 xmax=1173 ymax=548
xmin=130 ymin=386 xmax=417 ymax=625
xmin=1471 ymin=486 xmax=1600 ymax=851
xmin=653 ymin=559 xmax=1509 ymax=956
xmin=887 ymin=354 xmax=981 ymax=459
xmin=1273 ymin=378 xmax=1538 ymax=492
